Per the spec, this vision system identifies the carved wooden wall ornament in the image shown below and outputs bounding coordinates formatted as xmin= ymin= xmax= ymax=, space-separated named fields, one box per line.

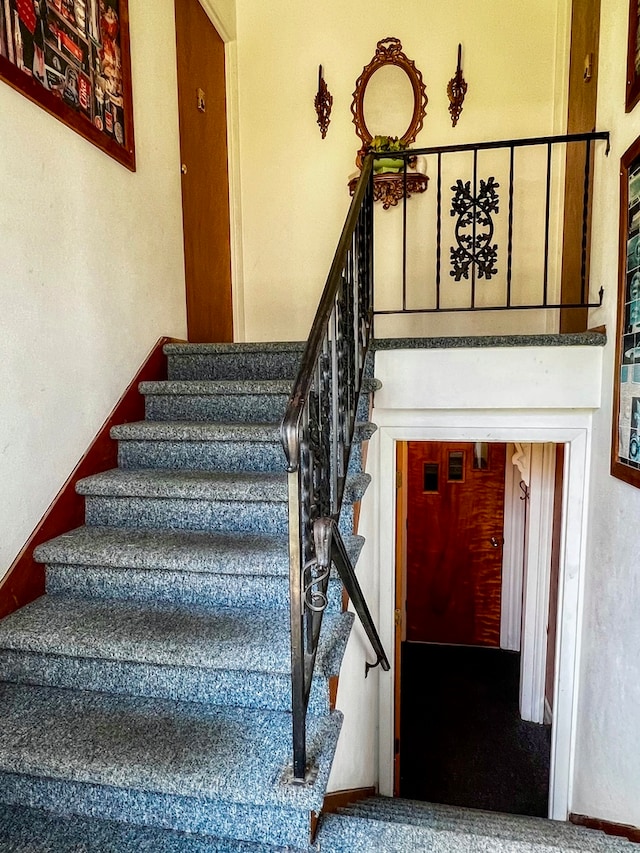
xmin=447 ymin=43 xmax=468 ymax=127
xmin=314 ymin=65 xmax=333 ymax=139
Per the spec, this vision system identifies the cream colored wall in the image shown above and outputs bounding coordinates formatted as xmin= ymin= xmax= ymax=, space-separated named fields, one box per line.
xmin=234 ymin=0 xmax=570 ymax=342
xmin=571 ymin=0 xmax=640 ymax=827
xmin=0 ymin=1 xmax=187 ymax=577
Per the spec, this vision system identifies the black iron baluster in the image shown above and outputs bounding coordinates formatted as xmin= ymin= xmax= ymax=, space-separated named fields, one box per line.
xmin=436 ymin=152 xmax=442 ymax=310
xmin=543 ymin=141 xmax=552 ymax=307
xmin=507 ymin=145 xmax=514 ymax=308
xmin=402 ymin=157 xmax=408 ymax=311
xmin=471 ymin=148 xmax=477 ymax=308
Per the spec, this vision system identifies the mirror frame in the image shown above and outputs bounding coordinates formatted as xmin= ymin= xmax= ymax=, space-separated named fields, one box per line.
xmin=351 ymin=37 xmax=428 ymax=167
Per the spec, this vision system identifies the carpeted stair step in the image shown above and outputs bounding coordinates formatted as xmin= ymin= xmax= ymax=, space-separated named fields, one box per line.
xmin=140 ymin=378 xmax=380 ymax=425
xmin=0 ymin=596 xmax=352 ymax=713
xmin=141 ymin=380 xmax=292 ymax=424
xmin=317 ymin=811 xmax=633 ymax=853
xmin=0 ymin=682 xmax=341 ymax=848
xmin=77 ymin=469 xmax=370 ymax=536
xmin=165 ymin=341 xmax=306 ymax=382
xmin=0 ymin=802 xmax=304 ymax=853
xmin=329 ymin=798 xmax=633 ymax=852
xmin=35 ymin=527 xmax=364 ymax=611
xmin=112 ymin=420 xmax=377 ymax=474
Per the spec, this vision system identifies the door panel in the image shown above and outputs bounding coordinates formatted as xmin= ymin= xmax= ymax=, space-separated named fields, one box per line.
xmin=406 ymin=442 xmax=506 ymax=646
xmin=175 ymin=0 xmax=233 ymax=342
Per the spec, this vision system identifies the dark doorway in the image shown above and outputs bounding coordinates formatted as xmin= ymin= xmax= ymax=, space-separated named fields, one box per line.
xmin=399 ymin=643 xmax=551 ymax=817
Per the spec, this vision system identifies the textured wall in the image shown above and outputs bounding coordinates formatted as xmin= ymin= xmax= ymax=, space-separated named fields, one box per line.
xmin=0 ymin=1 xmax=188 ymax=576
xmin=572 ymin=0 xmax=640 ymax=827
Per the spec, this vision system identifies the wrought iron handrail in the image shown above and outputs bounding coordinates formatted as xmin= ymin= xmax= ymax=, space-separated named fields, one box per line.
xmin=280 ymin=154 xmax=390 ymax=783
xmin=372 ymin=130 xmax=610 ymax=316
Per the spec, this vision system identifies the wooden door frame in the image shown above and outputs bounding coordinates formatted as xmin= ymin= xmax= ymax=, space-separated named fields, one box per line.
xmin=393 ymin=441 xmax=408 ymax=796
xmin=182 ymin=0 xmax=245 ymax=340
xmin=374 ymin=415 xmax=591 ymax=821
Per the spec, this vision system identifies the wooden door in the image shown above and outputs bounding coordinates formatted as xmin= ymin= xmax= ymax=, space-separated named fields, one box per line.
xmin=175 ymin=0 xmax=233 ymax=342
xmin=406 ymin=442 xmax=506 ymax=647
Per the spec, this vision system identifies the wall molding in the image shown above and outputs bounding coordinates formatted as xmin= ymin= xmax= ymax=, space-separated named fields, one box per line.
xmin=0 ymin=337 xmax=177 ymax=619
xmin=570 ymin=813 xmax=640 ymax=843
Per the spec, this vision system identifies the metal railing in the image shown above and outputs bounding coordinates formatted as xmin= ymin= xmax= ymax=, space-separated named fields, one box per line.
xmin=371 ymin=131 xmax=609 ymax=317
xmin=279 ymin=131 xmax=608 ymax=784
xmin=280 ymin=154 xmax=389 ymax=783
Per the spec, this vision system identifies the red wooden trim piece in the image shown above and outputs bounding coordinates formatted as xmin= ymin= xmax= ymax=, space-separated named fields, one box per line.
xmin=570 ymin=813 xmax=640 ymax=843
xmin=322 ymin=787 xmax=376 ymax=814
xmin=0 ymin=336 xmax=179 ymax=619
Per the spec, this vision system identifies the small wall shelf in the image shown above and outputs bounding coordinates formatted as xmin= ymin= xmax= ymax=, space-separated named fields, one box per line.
xmin=348 ymin=171 xmax=429 ymax=210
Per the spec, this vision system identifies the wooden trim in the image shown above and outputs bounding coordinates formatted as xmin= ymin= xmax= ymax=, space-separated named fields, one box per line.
xmin=570 ymin=813 xmax=640 ymax=843
xmin=328 ymin=675 xmax=339 ymax=710
xmin=322 ymin=786 xmax=376 ymax=814
xmin=0 ymin=336 xmax=179 ymax=619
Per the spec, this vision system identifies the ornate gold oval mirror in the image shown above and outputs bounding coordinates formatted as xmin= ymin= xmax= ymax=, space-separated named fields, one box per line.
xmin=351 ymin=37 xmax=428 ymax=167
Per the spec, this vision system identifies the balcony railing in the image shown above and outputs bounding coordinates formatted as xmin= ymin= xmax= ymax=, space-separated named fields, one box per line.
xmin=370 ymin=131 xmax=609 ymax=320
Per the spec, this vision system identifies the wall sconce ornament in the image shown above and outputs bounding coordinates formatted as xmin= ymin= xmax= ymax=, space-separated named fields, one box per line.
xmin=447 ymin=44 xmax=468 ymax=128
xmin=314 ymin=65 xmax=333 ymax=139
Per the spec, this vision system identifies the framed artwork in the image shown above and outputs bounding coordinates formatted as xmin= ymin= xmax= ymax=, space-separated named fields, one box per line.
xmin=0 ymin=0 xmax=135 ymax=170
xmin=612 ymin=136 xmax=640 ymax=487
xmin=627 ymin=0 xmax=640 ymax=112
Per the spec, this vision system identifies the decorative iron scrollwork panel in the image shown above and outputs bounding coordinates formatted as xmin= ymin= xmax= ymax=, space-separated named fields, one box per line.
xmin=449 ymin=176 xmax=500 ymax=281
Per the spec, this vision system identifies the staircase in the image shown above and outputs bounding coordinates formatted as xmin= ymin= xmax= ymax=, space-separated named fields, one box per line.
xmin=0 ymin=341 xmax=373 ymax=851
xmin=0 ymin=341 xmax=635 ymax=852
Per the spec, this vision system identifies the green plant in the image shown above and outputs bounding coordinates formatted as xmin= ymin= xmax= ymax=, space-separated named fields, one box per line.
xmin=369 ymin=135 xmax=406 ymax=153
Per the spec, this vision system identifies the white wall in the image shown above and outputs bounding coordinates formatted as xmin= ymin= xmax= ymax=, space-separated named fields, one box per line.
xmin=0 ymin=1 xmax=187 ymax=577
xmin=234 ymin=0 xmax=570 ymax=342
xmin=329 ymin=344 xmax=601 ymax=813
xmin=570 ymin=0 xmax=640 ymax=826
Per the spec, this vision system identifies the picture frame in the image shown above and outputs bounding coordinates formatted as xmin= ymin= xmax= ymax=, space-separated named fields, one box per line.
xmin=627 ymin=0 xmax=640 ymax=112
xmin=0 ymin=0 xmax=135 ymax=170
xmin=611 ymin=135 xmax=640 ymax=487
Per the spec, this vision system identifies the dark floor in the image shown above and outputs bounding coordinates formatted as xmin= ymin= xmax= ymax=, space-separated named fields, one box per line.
xmin=400 ymin=642 xmax=551 ymax=817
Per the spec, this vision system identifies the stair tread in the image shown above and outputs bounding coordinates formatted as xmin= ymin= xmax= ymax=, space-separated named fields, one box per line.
xmin=164 ymin=342 xmax=306 ymax=355
xmin=35 ymin=527 xmax=289 ymax=573
xmin=111 ymin=420 xmax=376 ymax=443
xmin=76 ymin=468 xmax=370 ymax=505
xmin=0 ymin=595 xmax=351 ymax=676
xmin=319 ymin=811 xmax=633 ymax=852
xmin=112 ymin=421 xmax=282 ymax=442
xmin=139 ymin=380 xmax=292 ymax=396
xmin=339 ymin=798 xmax=626 ymax=846
xmin=77 ymin=469 xmax=289 ymax=501
xmin=0 ymin=803 xmax=296 ymax=852
xmin=0 ymin=682 xmax=340 ymax=809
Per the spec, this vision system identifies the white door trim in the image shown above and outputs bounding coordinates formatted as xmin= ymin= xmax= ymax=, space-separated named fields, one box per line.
xmin=373 ymin=412 xmax=591 ymax=821
xmin=500 ymin=443 xmax=527 ymax=652
xmin=520 ymin=443 xmax=557 ymax=724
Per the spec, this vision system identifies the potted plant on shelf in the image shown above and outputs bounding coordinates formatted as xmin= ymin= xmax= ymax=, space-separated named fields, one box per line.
xmin=369 ymin=135 xmax=407 ymax=174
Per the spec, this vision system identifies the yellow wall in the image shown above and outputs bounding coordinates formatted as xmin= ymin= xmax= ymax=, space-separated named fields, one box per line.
xmin=235 ymin=0 xmax=570 ymax=341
